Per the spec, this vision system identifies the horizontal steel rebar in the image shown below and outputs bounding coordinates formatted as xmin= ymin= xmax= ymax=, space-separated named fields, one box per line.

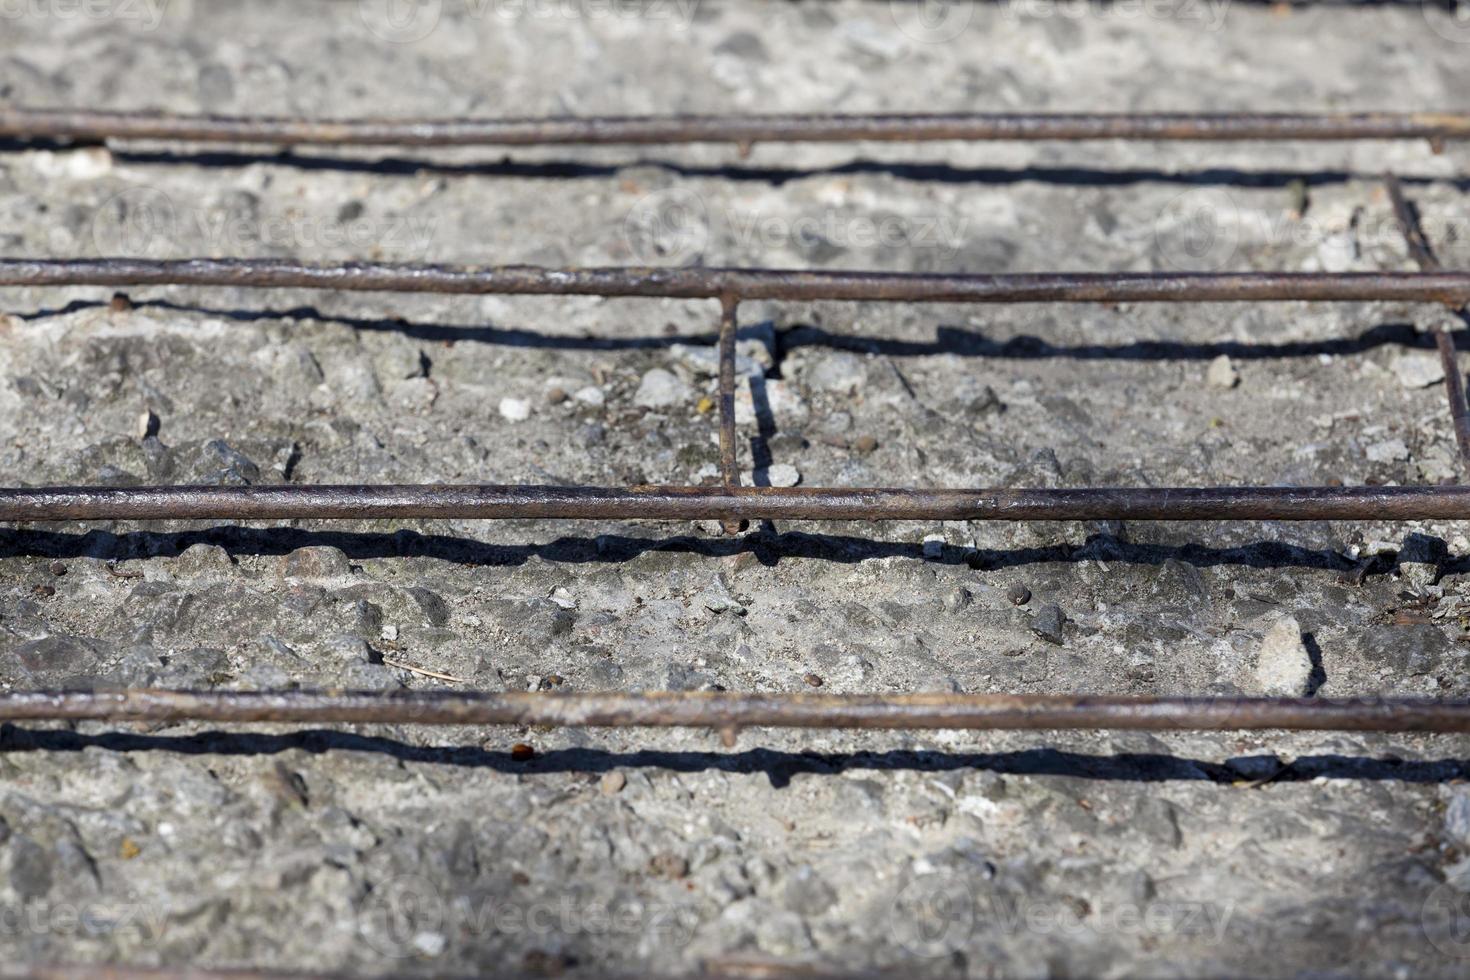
xmin=3 ymin=969 xmax=351 ymax=980
xmin=4 ymin=689 xmax=1470 ymax=732
xmin=1 ymin=109 xmax=1468 ymax=146
xmin=2 ymin=484 xmax=1469 ymax=522
xmin=1 ymin=259 xmax=1469 ymax=304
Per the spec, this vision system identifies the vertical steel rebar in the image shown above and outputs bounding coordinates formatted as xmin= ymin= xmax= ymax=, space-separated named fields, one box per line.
xmin=717 ymin=295 xmax=743 ymax=534
xmin=1384 ymin=173 xmax=1470 ymax=469
xmin=1428 ymin=308 xmax=1470 ymax=468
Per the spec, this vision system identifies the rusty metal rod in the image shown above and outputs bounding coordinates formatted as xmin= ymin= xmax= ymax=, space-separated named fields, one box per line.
xmin=1385 ymin=173 xmax=1442 ymax=271
xmin=1 ymin=259 xmax=1468 ymax=305
xmin=1383 ymin=173 xmax=1470 ymax=468
xmin=2 ymin=484 xmax=1469 ymax=522
xmin=2 ymin=109 xmax=1469 ymax=146
xmin=1427 ymin=321 xmax=1468 ymax=465
xmin=716 ymin=296 xmax=743 ymax=536
xmin=717 ymin=297 xmax=740 ymax=487
xmin=6 ymin=970 xmax=344 ymax=980
xmin=3 ymin=965 xmax=796 ymax=980
xmin=4 ymin=689 xmax=1470 ymax=732
xmin=9 ymin=970 xmax=347 ymax=980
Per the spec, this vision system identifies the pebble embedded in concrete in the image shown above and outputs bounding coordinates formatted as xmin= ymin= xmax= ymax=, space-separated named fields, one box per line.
xmin=1445 ymin=791 xmax=1470 ymax=846
xmin=634 ymin=369 xmax=692 ymax=408
xmin=766 ymin=463 xmax=801 ymax=487
xmin=1366 ymin=438 xmax=1410 ymax=463
xmin=498 ymin=397 xmax=532 ymax=422
xmin=1253 ymin=614 xmax=1314 ymax=697
xmin=1392 ymin=351 xmax=1446 ymax=390
xmin=1030 ymin=605 xmax=1066 ymax=645
xmin=1206 ymin=354 xmax=1239 ymax=389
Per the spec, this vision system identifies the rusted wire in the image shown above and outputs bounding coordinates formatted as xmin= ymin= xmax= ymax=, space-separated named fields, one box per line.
xmin=1 ymin=109 xmax=1468 ymax=146
xmin=7 ymin=962 xmax=850 ymax=980
xmin=716 ymin=296 xmax=743 ymax=535
xmin=1385 ymin=173 xmax=1444 ymax=270
xmin=7 ymin=969 xmax=356 ymax=980
xmin=2 ymin=484 xmax=1469 ymax=523
xmin=0 ymin=259 xmax=1468 ymax=304
xmin=1383 ymin=173 xmax=1470 ymax=469
xmin=2 ymin=966 xmax=841 ymax=980
xmin=3 ymin=689 xmax=1470 ymax=732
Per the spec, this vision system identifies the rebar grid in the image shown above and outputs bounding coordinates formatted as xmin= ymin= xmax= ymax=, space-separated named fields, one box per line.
xmin=0 ymin=262 xmax=1467 ymax=526
xmin=1 ymin=114 xmax=1468 ymax=736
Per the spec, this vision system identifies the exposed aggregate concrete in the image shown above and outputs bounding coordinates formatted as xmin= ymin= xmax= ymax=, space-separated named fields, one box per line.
xmin=2 ymin=1 xmax=1470 ymax=976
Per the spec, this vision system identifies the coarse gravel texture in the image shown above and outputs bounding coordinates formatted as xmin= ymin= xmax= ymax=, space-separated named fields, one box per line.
xmin=2 ymin=1 xmax=1470 ymax=977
